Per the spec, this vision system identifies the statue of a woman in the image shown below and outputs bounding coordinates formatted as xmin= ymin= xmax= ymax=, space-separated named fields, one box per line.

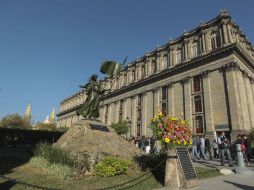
xmin=76 ymin=74 xmax=105 ymax=119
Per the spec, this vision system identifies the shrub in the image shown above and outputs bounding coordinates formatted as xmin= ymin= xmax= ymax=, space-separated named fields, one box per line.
xmin=94 ymin=157 xmax=132 ymax=177
xmin=110 ymin=121 xmax=128 ymax=136
xmin=30 ymin=157 xmax=72 ymax=179
xmin=0 ymin=113 xmax=31 ymax=129
xmin=34 ymin=142 xmax=74 ymax=167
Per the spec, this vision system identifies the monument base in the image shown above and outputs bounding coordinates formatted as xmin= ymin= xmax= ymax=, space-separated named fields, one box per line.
xmin=164 ymin=149 xmax=199 ymax=189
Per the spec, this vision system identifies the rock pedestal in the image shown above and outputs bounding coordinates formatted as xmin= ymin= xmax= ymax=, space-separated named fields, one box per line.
xmin=55 ymin=119 xmax=143 ymax=160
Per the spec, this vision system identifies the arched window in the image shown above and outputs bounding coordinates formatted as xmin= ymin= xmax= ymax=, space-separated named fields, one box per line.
xmin=194 ymin=95 xmax=202 ymax=113
xmin=211 ymin=32 xmax=221 ymax=50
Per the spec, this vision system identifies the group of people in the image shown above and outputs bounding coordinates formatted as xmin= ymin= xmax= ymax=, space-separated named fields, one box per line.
xmin=192 ymin=131 xmax=252 ymax=166
xmin=130 ymin=136 xmax=157 ymax=154
xmin=236 ymin=134 xmax=252 ymax=166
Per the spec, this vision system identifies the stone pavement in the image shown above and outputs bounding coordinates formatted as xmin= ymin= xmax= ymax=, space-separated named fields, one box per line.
xmin=156 ymin=159 xmax=254 ymax=190
xmin=188 ymin=172 xmax=254 ymax=190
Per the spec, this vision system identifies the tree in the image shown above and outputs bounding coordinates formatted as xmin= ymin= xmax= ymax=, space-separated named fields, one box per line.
xmin=110 ymin=121 xmax=129 ymax=136
xmin=0 ymin=113 xmax=30 ymax=128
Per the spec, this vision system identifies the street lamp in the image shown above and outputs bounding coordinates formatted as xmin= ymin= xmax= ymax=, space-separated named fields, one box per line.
xmin=126 ymin=116 xmax=132 ymax=140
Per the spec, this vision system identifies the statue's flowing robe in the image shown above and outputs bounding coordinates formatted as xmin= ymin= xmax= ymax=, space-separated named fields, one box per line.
xmin=76 ymin=81 xmax=101 ymax=118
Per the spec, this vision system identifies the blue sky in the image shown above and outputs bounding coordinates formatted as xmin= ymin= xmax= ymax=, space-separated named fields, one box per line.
xmin=0 ymin=0 xmax=253 ymax=123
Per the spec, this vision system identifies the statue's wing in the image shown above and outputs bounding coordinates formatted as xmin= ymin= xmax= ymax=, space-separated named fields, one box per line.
xmin=100 ymin=61 xmax=123 ymax=76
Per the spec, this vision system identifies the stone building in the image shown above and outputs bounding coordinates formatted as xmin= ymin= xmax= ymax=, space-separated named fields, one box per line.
xmin=57 ymin=11 xmax=254 ymax=139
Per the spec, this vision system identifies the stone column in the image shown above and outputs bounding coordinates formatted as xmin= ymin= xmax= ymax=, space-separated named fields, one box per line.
xmin=201 ymin=31 xmax=206 ymax=53
xmin=227 ymin=23 xmax=233 ymax=43
xmin=142 ymin=92 xmax=147 ymax=136
xmin=125 ymin=97 xmax=132 ymax=121
xmin=109 ymin=102 xmax=115 ymax=124
xmin=131 ymin=96 xmax=137 ymax=136
xmin=243 ymin=74 xmax=254 ymax=131
xmin=236 ymin=71 xmax=250 ymax=131
xmin=184 ymin=80 xmax=192 ymax=127
xmin=174 ymin=82 xmax=184 ymax=118
xmin=167 ymin=83 xmax=175 ymax=115
xmin=184 ymin=39 xmax=188 ymax=61
xmin=115 ymin=101 xmax=120 ymax=123
xmin=222 ymin=20 xmax=229 ymax=44
xmin=153 ymin=88 xmax=160 ymax=113
xmin=146 ymin=90 xmax=154 ymax=137
xmin=202 ymin=72 xmax=215 ymax=133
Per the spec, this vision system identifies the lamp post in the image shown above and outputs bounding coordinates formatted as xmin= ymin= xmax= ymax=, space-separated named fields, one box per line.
xmin=126 ymin=116 xmax=132 ymax=140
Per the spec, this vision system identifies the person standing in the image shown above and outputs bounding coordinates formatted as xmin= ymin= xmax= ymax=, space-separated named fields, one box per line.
xmin=191 ymin=136 xmax=200 ymax=160
xmin=212 ymin=139 xmax=219 ymax=159
xmin=218 ymin=132 xmax=233 ymax=166
xmin=205 ymin=137 xmax=212 ymax=160
xmin=199 ymin=136 xmax=206 ymax=160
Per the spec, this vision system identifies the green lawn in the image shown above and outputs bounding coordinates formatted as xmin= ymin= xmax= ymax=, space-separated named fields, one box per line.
xmin=0 ymin=147 xmax=220 ymax=190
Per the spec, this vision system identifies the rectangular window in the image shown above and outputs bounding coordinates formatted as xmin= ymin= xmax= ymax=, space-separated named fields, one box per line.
xmin=120 ymin=100 xmax=123 ymax=111
xmin=176 ymin=50 xmax=182 ymax=64
xmin=137 ymin=124 xmax=141 ymax=137
xmin=193 ymin=76 xmax=201 ymax=93
xmin=162 ymin=86 xmax=167 ymax=101
xmin=194 ymin=96 xmax=202 ymax=112
xmin=137 ymin=109 xmax=142 ymax=121
xmin=141 ymin=65 xmax=145 ymax=79
xmin=162 ymin=103 xmax=167 ymax=115
xmin=132 ymin=70 xmax=136 ymax=82
xmin=119 ymin=112 xmax=123 ymax=122
xmin=153 ymin=61 xmax=157 ymax=73
xmin=162 ymin=56 xmax=168 ymax=69
xmin=195 ymin=116 xmax=204 ymax=134
xmin=138 ymin=94 xmax=142 ymax=107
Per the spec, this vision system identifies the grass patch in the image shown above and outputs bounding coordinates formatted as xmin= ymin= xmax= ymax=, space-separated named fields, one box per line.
xmin=34 ymin=142 xmax=74 ymax=167
xmin=29 ymin=156 xmax=72 ymax=180
xmin=195 ymin=166 xmax=221 ymax=179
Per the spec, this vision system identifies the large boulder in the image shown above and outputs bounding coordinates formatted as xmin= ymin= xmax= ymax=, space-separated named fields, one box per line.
xmin=55 ymin=119 xmax=143 ymax=164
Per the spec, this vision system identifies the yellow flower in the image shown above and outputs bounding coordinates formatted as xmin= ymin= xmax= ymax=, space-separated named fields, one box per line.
xmin=190 ymin=141 xmax=192 ymax=145
xmin=176 ymin=140 xmax=180 ymax=144
xmin=164 ymin=138 xmax=170 ymax=143
xmin=184 ymin=141 xmax=187 ymax=145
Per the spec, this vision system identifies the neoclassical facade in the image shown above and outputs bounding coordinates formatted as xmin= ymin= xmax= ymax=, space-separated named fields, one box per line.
xmin=57 ymin=11 xmax=254 ymax=139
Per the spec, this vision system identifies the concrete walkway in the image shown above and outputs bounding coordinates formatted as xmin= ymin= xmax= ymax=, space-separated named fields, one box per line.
xmin=156 ymin=159 xmax=254 ymax=190
xmin=189 ymin=172 xmax=254 ymax=190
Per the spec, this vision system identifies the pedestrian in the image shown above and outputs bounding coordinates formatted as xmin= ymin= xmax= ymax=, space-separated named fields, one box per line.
xmin=242 ymin=134 xmax=250 ymax=166
xmin=205 ymin=137 xmax=212 ymax=160
xmin=191 ymin=136 xmax=200 ymax=160
xmin=150 ymin=136 xmax=156 ymax=154
xmin=199 ymin=136 xmax=206 ymax=160
xmin=212 ymin=139 xmax=219 ymax=159
xmin=243 ymin=135 xmax=252 ymax=162
xmin=217 ymin=132 xmax=233 ymax=166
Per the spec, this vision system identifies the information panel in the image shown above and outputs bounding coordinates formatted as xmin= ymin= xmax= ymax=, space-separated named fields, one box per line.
xmin=176 ymin=148 xmax=197 ymax=181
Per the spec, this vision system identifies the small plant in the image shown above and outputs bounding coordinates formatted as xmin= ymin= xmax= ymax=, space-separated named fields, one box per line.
xmin=94 ymin=157 xmax=132 ymax=177
xmin=34 ymin=142 xmax=74 ymax=167
xmin=110 ymin=121 xmax=128 ymax=136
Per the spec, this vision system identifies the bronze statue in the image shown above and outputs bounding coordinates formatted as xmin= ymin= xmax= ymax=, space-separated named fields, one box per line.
xmin=77 ymin=57 xmax=127 ymax=119
xmin=76 ymin=74 xmax=105 ymax=119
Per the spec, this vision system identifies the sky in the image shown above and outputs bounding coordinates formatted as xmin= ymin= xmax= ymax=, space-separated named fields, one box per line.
xmin=0 ymin=0 xmax=253 ymax=123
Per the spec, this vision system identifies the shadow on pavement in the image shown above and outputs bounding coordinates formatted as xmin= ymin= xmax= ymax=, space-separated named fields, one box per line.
xmin=224 ymin=180 xmax=254 ymax=190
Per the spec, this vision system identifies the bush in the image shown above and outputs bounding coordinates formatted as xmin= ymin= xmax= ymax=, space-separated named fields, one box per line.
xmin=94 ymin=157 xmax=132 ymax=177
xmin=110 ymin=121 xmax=128 ymax=136
xmin=34 ymin=142 xmax=74 ymax=167
xmin=30 ymin=157 xmax=72 ymax=179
